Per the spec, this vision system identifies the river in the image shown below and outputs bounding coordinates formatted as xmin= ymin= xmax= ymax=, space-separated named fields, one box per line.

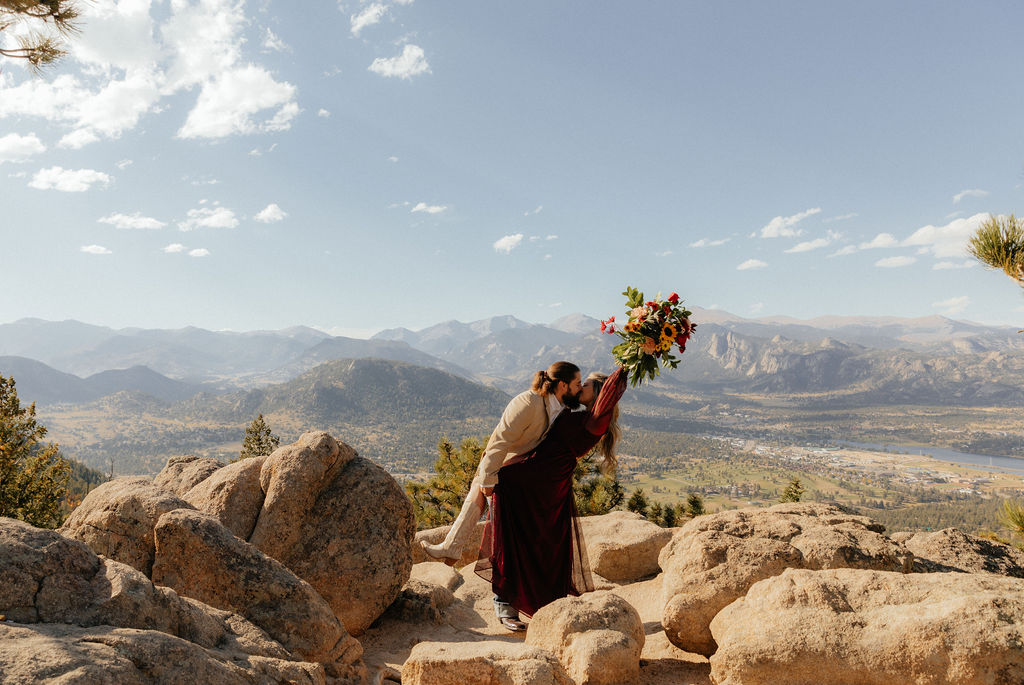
xmin=838 ymin=441 xmax=1024 ymax=476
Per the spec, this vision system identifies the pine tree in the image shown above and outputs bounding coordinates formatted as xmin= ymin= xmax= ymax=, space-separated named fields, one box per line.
xmin=660 ymin=503 xmax=677 ymax=527
xmin=0 ymin=375 xmax=70 ymax=528
xmin=780 ymin=477 xmax=805 ymax=503
xmin=237 ymin=413 xmax=280 ymax=461
xmin=573 ymin=452 xmax=624 ymax=516
xmin=685 ymin=492 xmax=706 ymax=518
xmin=0 ymin=0 xmax=82 ymax=70
xmin=647 ymin=501 xmax=663 ymax=525
xmin=405 ymin=436 xmax=484 ymax=529
xmin=626 ymin=488 xmax=649 ymax=517
xmin=968 ymin=214 xmax=1024 ymax=289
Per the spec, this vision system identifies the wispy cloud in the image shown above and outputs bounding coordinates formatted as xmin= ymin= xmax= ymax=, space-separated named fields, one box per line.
xmin=368 ymin=44 xmax=430 ymax=79
xmin=189 ymin=248 xmax=210 ymax=257
xmin=655 ymin=250 xmax=673 ymax=257
xmin=933 ymin=295 xmax=970 ymax=315
xmin=933 ymin=260 xmax=976 ymax=270
xmin=262 ymin=28 xmax=288 ymax=52
xmin=902 ymin=212 xmax=989 ymax=259
xmin=177 ymin=65 xmax=298 ymax=139
xmin=827 ymin=245 xmax=858 ymax=257
xmin=690 ymin=237 xmax=730 ymax=247
xmin=493 ymin=233 xmax=524 ymax=253
xmin=824 ymin=212 xmax=858 ymax=223
xmin=178 ymin=206 xmax=239 ymax=231
xmin=387 ymin=155 xmax=399 ymax=163
xmin=317 ymin=109 xmax=331 ymax=118
xmin=29 ymin=166 xmax=111 ymax=192
xmin=737 ymin=258 xmax=767 ymax=270
xmin=81 ymin=244 xmax=112 ymax=255
xmin=875 ymin=255 xmax=916 ymax=268
xmin=524 ymin=205 xmax=543 ymax=216
xmin=859 ymin=233 xmax=899 ymax=249
xmin=411 ymin=202 xmax=448 ymax=214
xmin=0 ymin=133 xmax=45 ymax=164
xmin=758 ymin=207 xmax=820 ymax=238
xmin=255 ymin=203 xmax=287 ymax=223
xmin=351 ymin=3 xmax=388 ymax=36
xmin=162 ymin=243 xmax=186 ymax=253
xmin=785 ymin=237 xmax=830 ymax=253
xmin=99 ymin=212 xmax=165 ymax=230
xmin=953 ymin=188 xmax=988 ymax=204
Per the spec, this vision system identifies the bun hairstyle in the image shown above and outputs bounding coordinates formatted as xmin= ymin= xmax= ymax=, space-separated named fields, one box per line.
xmin=531 ymin=361 xmax=580 ymax=397
xmin=586 ymin=371 xmax=619 ymax=477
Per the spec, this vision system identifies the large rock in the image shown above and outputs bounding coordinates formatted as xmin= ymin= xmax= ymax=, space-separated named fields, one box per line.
xmin=401 ymin=641 xmax=573 ymax=685
xmin=247 ymin=431 xmax=416 ymax=635
xmin=709 ymin=567 xmax=1024 ymax=685
xmin=0 ymin=622 xmax=326 ymax=685
xmin=526 ymin=591 xmax=644 ymax=685
xmin=412 ymin=520 xmax=487 ymax=568
xmin=151 ymin=507 xmax=364 ymax=677
xmin=0 ymin=517 xmax=303 ymax=661
xmin=579 ymin=510 xmax=674 ymax=582
xmin=659 ymin=502 xmax=912 ymax=656
xmin=59 ymin=477 xmax=194 ymax=576
xmin=183 ymin=454 xmax=268 ymax=539
xmin=154 ymin=455 xmax=224 ymax=496
xmin=893 ymin=527 xmax=1024 ymax=577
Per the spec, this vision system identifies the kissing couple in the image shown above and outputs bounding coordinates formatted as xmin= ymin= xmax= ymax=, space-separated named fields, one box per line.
xmin=421 ymin=360 xmax=627 ymax=631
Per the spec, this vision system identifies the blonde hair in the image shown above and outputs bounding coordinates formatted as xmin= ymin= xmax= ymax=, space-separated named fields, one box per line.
xmin=586 ymin=372 xmax=619 ymax=477
xmin=531 ymin=361 xmax=580 ymax=397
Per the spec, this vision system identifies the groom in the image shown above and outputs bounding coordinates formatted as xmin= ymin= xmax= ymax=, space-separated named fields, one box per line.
xmin=421 ymin=361 xmax=582 ymax=623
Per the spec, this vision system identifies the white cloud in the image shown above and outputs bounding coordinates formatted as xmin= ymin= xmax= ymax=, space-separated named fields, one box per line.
xmin=875 ymin=255 xmax=916 ymax=268
xmin=189 ymin=248 xmax=210 ymax=257
xmin=177 ymin=65 xmax=298 ymax=139
xmin=824 ymin=213 xmax=858 ymax=223
xmin=318 ymin=108 xmax=331 ymax=118
xmin=545 ymin=234 xmax=557 ymax=240
xmin=827 ymin=245 xmax=858 ymax=257
xmin=737 ymin=258 xmax=767 ymax=270
xmin=116 ymin=159 xmax=133 ymax=169
xmin=655 ymin=250 xmax=673 ymax=257
xmin=690 ymin=237 xmax=730 ymax=247
xmin=933 ymin=295 xmax=970 ymax=315
xmin=524 ymin=205 xmax=543 ymax=216
xmin=493 ymin=233 xmax=524 ymax=253
xmin=902 ymin=212 xmax=989 ymax=259
xmin=411 ymin=202 xmax=447 ymax=214
xmin=162 ymin=243 xmax=186 ymax=253
xmin=29 ymin=166 xmax=111 ymax=192
xmin=750 ymin=302 xmax=765 ymax=314
xmin=80 ymin=244 xmax=112 ymax=255
xmin=953 ymin=188 xmax=988 ymax=204
xmin=785 ymin=237 xmax=830 ymax=253
xmin=59 ymin=129 xmax=101 ymax=149
xmin=859 ymin=233 xmax=899 ymax=249
xmin=933 ymin=260 xmax=977 ymax=270
xmin=387 ymin=155 xmax=399 ymax=162
xmin=758 ymin=207 xmax=820 ymax=238
xmin=255 ymin=203 xmax=287 ymax=223
xmin=162 ymin=0 xmax=247 ymax=90
xmin=178 ymin=206 xmax=239 ymax=231
xmin=0 ymin=132 xmax=45 ymax=164
xmin=351 ymin=3 xmax=388 ymax=36
xmin=262 ymin=28 xmax=288 ymax=52
xmin=73 ymin=0 xmax=161 ymax=71
xmin=368 ymin=44 xmax=430 ymax=80
xmin=99 ymin=212 xmax=165 ymax=230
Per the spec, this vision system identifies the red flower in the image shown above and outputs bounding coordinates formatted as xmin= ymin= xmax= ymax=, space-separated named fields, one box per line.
xmin=668 ymin=292 xmax=680 ymax=303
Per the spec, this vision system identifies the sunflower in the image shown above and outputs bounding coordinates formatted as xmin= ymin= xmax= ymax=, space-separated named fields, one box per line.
xmin=661 ymin=322 xmax=677 ymax=340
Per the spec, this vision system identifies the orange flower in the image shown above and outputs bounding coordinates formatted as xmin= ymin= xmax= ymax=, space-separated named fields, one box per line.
xmin=643 ymin=337 xmax=657 ymax=355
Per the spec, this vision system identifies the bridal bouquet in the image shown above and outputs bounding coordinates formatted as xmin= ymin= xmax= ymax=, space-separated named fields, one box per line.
xmin=601 ymin=286 xmax=696 ymax=387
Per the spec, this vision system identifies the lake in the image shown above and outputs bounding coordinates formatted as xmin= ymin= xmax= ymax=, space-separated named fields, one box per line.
xmin=838 ymin=441 xmax=1024 ymax=475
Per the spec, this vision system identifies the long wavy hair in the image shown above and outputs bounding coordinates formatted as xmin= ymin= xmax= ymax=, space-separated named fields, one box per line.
xmin=531 ymin=361 xmax=580 ymax=397
xmin=585 ymin=372 xmax=619 ymax=477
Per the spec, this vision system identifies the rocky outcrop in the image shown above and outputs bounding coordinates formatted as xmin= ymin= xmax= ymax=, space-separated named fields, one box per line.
xmin=410 ymin=561 xmax=464 ymax=592
xmin=0 ymin=517 xmax=326 ymax=684
xmin=60 ymin=477 xmax=194 ymax=576
xmin=579 ymin=510 xmax=674 ymax=582
xmin=892 ymin=527 xmax=1024 ymax=577
xmin=243 ymin=432 xmax=415 ymax=635
xmin=151 ymin=507 xmax=363 ymax=675
xmin=709 ymin=567 xmax=1024 ymax=685
xmin=659 ymin=502 xmax=912 ymax=656
xmin=154 ymin=455 xmax=224 ymax=496
xmin=182 ymin=455 xmax=268 ymax=540
xmin=401 ymin=641 xmax=573 ymax=685
xmin=526 ymin=591 xmax=644 ymax=685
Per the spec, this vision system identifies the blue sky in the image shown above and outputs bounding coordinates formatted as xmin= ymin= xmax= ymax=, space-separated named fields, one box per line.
xmin=3 ymin=1 xmax=1024 ymax=337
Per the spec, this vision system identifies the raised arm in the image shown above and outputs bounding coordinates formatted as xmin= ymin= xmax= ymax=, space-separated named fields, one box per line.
xmin=585 ymin=366 xmax=628 ymax=436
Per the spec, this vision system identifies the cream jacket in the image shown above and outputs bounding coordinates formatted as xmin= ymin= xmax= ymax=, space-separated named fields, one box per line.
xmin=477 ymin=389 xmax=553 ymax=488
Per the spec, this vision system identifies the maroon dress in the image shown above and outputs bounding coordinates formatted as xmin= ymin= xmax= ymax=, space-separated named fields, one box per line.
xmin=475 ymin=367 xmax=627 ymax=617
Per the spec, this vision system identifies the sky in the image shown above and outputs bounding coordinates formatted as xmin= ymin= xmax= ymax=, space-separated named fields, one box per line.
xmin=3 ymin=1 xmax=1024 ymax=337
